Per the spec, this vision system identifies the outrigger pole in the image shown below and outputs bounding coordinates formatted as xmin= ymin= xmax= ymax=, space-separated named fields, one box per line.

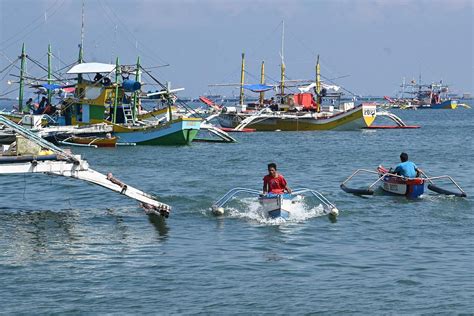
xmin=239 ymin=53 xmax=245 ymax=106
xmin=18 ymin=43 xmax=26 ymax=112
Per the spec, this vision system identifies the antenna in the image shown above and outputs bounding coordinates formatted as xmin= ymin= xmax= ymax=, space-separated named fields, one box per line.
xmin=280 ymin=20 xmax=285 ymax=64
xmin=80 ymin=0 xmax=85 ymax=59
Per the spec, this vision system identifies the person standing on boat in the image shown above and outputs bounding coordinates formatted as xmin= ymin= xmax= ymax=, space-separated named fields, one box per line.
xmin=393 ymin=152 xmax=421 ymax=178
xmin=263 ymin=163 xmax=292 ymax=194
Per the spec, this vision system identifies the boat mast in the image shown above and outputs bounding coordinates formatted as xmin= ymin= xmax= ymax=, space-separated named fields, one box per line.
xmin=280 ymin=21 xmax=285 ymax=103
xmin=239 ymin=52 xmax=245 ymax=106
xmin=133 ymin=56 xmax=140 ymax=124
xmin=113 ymin=57 xmax=120 ymax=124
xmin=47 ymin=43 xmax=52 ymax=103
xmin=18 ymin=43 xmax=26 ymax=112
xmin=259 ymin=61 xmax=265 ymax=106
xmin=316 ymin=55 xmax=321 ymax=112
xmin=77 ymin=0 xmax=85 ymax=83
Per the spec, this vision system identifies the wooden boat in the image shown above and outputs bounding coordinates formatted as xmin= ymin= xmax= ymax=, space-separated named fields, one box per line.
xmin=211 ymin=187 xmax=338 ymax=219
xmin=4 ymin=42 xmax=202 ymax=146
xmin=217 ymin=102 xmax=377 ymax=131
xmin=63 ymin=61 xmax=202 ymax=145
xmin=64 ymin=135 xmax=118 ymax=147
xmin=341 ymin=166 xmax=467 ymax=198
xmin=212 ymin=52 xmax=377 ymax=131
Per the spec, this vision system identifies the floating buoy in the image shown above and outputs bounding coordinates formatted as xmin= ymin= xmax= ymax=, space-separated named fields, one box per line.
xmin=329 ymin=207 xmax=339 ymax=216
xmin=212 ymin=206 xmax=225 ymax=216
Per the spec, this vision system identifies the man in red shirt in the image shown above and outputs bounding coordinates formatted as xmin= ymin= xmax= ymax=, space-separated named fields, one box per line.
xmin=263 ymin=163 xmax=292 ymax=194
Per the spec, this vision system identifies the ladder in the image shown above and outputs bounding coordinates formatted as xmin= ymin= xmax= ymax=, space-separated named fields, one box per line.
xmin=122 ymin=105 xmax=135 ymax=125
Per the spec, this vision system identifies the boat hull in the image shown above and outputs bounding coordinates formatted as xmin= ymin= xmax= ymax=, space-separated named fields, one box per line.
xmin=425 ymin=100 xmax=457 ymax=109
xmin=259 ymin=193 xmax=298 ymax=219
xmin=70 ymin=136 xmax=117 ymax=147
xmin=217 ymin=104 xmax=376 ymax=131
xmin=113 ymin=118 xmax=201 ymax=145
xmin=380 ymin=175 xmax=425 ymax=198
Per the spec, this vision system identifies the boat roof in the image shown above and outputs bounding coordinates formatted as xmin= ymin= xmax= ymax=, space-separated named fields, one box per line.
xmin=67 ymin=62 xmax=116 ymax=74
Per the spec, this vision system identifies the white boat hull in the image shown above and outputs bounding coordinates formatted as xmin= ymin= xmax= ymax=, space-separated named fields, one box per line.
xmin=258 ymin=194 xmax=300 ymax=219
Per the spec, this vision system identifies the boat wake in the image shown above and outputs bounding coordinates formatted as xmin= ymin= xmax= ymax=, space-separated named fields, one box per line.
xmin=223 ymin=197 xmax=327 ymax=225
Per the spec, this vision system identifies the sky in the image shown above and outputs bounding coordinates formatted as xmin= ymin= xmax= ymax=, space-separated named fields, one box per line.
xmin=0 ymin=0 xmax=472 ymax=99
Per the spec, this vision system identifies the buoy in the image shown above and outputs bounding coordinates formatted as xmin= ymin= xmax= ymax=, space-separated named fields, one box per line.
xmin=212 ymin=206 xmax=225 ymax=216
xmin=329 ymin=207 xmax=339 ymax=217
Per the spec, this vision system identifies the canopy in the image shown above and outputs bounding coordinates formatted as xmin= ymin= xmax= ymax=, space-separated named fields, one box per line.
xmin=243 ymin=84 xmax=274 ymax=93
xmin=67 ymin=62 xmax=116 ymax=74
xmin=298 ymin=82 xmax=341 ymax=93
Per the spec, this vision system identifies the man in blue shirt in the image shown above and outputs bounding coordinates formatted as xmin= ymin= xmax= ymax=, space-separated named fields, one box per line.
xmin=393 ymin=152 xmax=420 ymax=178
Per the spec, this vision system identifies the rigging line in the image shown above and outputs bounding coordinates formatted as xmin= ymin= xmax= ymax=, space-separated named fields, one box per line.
xmin=50 ymin=52 xmax=74 ymax=69
xmin=0 ymin=87 xmax=20 ymax=97
xmin=0 ymin=57 xmax=19 ymax=75
xmin=1 ymin=0 xmax=67 ymax=50
xmin=26 ymin=56 xmax=63 ymax=81
xmin=139 ymin=66 xmax=200 ymax=117
xmin=0 ymin=0 xmax=61 ymax=46
xmin=320 ymin=74 xmax=357 ymax=97
xmin=243 ymin=21 xmax=283 ymax=65
xmin=53 ymin=61 xmax=78 ymax=74
xmin=0 ymin=63 xmax=17 ymax=81
xmin=99 ymin=0 xmax=169 ymax=65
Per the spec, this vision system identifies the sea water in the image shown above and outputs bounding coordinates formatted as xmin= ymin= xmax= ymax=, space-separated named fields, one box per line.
xmin=0 ymin=103 xmax=473 ymax=313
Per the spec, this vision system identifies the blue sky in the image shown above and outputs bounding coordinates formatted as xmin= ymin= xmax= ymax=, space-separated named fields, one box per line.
xmin=0 ymin=0 xmax=472 ymax=98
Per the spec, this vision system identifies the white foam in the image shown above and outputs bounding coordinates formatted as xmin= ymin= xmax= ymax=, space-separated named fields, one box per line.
xmin=224 ymin=197 xmax=327 ymax=225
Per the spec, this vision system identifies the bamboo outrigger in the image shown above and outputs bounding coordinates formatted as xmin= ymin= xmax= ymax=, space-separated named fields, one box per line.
xmin=0 ymin=115 xmax=170 ymax=217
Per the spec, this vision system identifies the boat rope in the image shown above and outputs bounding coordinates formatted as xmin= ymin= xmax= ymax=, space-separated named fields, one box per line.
xmin=0 ymin=0 xmax=66 ymax=50
xmin=97 ymin=0 xmax=169 ymax=66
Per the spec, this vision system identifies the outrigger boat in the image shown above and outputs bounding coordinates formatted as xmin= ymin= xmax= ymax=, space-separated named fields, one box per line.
xmin=1 ymin=43 xmax=202 ymax=146
xmin=211 ymin=187 xmax=339 ymax=219
xmin=0 ymin=115 xmax=170 ymax=217
xmin=341 ymin=166 xmax=467 ymax=198
xmin=211 ymin=53 xmax=377 ymax=132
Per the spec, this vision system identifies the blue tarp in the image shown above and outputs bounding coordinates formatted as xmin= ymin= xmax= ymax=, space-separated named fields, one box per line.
xmin=41 ymin=83 xmax=62 ymax=90
xmin=243 ymin=84 xmax=274 ymax=93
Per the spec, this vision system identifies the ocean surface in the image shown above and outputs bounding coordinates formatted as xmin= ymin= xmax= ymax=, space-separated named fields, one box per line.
xmin=0 ymin=103 xmax=473 ymax=314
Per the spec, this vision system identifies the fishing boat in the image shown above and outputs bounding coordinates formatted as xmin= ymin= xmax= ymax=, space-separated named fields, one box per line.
xmin=0 ymin=115 xmax=171 ymax=217
xmin=210 ymin=51 xmax=377 ymax=131
xmin=341 ymin=166 xmax=467 ymax=198
xmin=386 ymin=78 xmax=459 ymax=109
xmin=2 ymin=42 xmax=202 ymax=146
xmin=61 ymin=60 xmax=202 ymax=145
xmin=211 ymin=187 xmax=339 ymax=219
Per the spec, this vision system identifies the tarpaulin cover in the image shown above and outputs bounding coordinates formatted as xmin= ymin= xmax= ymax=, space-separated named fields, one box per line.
xmin=243 ymin=84 xmax=274 ymax=92
xmin=42 ymin=83 xmax=62 ymax=90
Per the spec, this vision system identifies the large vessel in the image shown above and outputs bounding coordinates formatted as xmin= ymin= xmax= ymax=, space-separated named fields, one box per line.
xmin=386 ymin=78 xmax=458 ymax=109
